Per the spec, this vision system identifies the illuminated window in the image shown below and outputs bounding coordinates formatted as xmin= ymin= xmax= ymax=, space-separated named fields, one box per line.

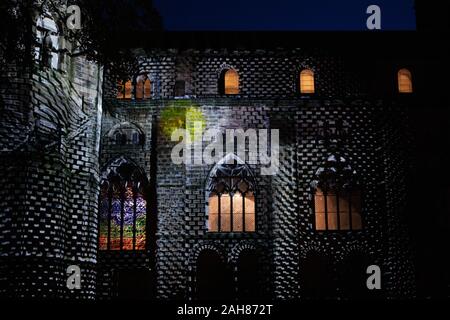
xmin=99 ymin=158 xmax=147 ymax=251
xmin=398 ymin=68 xmax=413 ymax=93
xmin=135 ymin=75 xmax=151 ymax=99
xmin=300 ymin=69 xmax=315 ymax=94
xmin=219 ymin=69 xmax=239 ymax=95
xmin=314 ymin=188 xmax=362 ymax=231
xmin=312 ymin=155 xmax=362 ymax=231
xmin=124 ymin=80 xmax=132 ymax=99
xmin=117 ymin=80 xmax=125 ymax=99
xmin=207 ymin=154 xmax=256 ymax=232
xmin=136 ymin=79 xmax=144 ymax=100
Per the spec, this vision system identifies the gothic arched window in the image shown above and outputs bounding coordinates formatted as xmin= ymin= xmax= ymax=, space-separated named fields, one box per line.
xmin=398 ymin=68 xmax=413 ymax=93
xmin=299 ymin=69 xmax=315 ymax=94
xmin=206 ymin=154 xmax=256 ymax=232
xmin=99 ymin=158 xmax=148 ymax=250
xmin=219 ymin=69 xmax=240 ymax=95
xmin=311 ymin=154 xmax=362 ymax=231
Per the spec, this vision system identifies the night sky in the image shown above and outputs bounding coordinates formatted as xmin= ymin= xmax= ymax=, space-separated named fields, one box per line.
xmin=153 ymin=0 xmax=416 ymax=30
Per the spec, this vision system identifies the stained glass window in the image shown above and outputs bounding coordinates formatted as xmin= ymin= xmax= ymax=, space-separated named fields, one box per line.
xmin=207 ymin=154 xmax=256 ymax=233
xmin=99 ymin=158 xmax=147 ymax=250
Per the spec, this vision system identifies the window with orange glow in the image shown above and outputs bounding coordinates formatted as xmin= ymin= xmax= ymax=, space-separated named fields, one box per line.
xmin=207 ymin=156 xmax=256 ymax=233
xmin=117 ymin=80 xmax=125 ymax=99
xmin=144 ymin=79 xmax=151 ymax=99
xmin=314 ymin=189 xmax=362 ymax=231
xmin=208 ymin=189 xmax=255 ymax=232
xmin=124 ymin=80 xmax=132 ymax=99
xmin=398 ymin=69 xmax=413 ymax=93
xmin=224 ymin=69 xmax=239 ymax=95
xmin=98 ymin=160 xmax=147 ymax=251
xmin=300 ymin=69 xmax=315 ymax=94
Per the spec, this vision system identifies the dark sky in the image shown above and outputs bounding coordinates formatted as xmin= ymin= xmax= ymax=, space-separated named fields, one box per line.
xmin=153 ymin=0 xmax=416 ymax=30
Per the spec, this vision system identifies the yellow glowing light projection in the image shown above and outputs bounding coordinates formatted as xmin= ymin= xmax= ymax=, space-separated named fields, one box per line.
xmin=160 ymin=100 xmax=206 ymax=142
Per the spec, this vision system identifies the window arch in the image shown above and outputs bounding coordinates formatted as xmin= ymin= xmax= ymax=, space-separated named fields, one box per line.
xmin=108 ymin=122 xmax=144 ymax=146
xmin=219 ymin=69 xmax=240 ymax=95
xmin=398 ymin=68 xmax=413 ymax=93
xmin=311 ymin=154 xmax=362 ymax=231
xmin=135 ymin=74 xmax=151 ymax=100
xmin=206 ymin=154 xmax=256 ymax=232
xmin=299 ymin=69 xmax=315 ymax=94
xmin=35 ymin=15 xmax=60 ymax=69
xmin=117 ymin=80 xmax=133 ymax=99
xmin=144 ymin=78 xmax=151 ymax=99
xmin=99 ymin=158 xmax=148 ymax=251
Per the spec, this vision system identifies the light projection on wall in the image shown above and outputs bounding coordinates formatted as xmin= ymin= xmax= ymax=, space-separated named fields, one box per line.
xmin=99 ymin=158 xmax=147 ymax=250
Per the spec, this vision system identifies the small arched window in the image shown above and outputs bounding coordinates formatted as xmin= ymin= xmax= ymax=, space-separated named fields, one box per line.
xmin=35 ymin=15 xmax=60 ymax=69
xmin=110 ymin=124 xmax=144 ymax=146
xmin=300 ymin=69 xmax=315 ymax=94
xmin=124 ymin=80 xmax=132 ymax=99
xmin=398 ymin=68 xmax=413 ymax=93
xmin=99 ymin=158 xmax=148 ymax=251
xmin=220 ymin=69 xmax=239 ymax=95
xmin=117 ymin=80 xmax=133 ymax=99
xmin=144 ymin=79 xmax=151 ymax=99
xmin=207 ymin=154 xmax=256 ymax=232
xmin=312 ymin=154 xmax=362 ymax=231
